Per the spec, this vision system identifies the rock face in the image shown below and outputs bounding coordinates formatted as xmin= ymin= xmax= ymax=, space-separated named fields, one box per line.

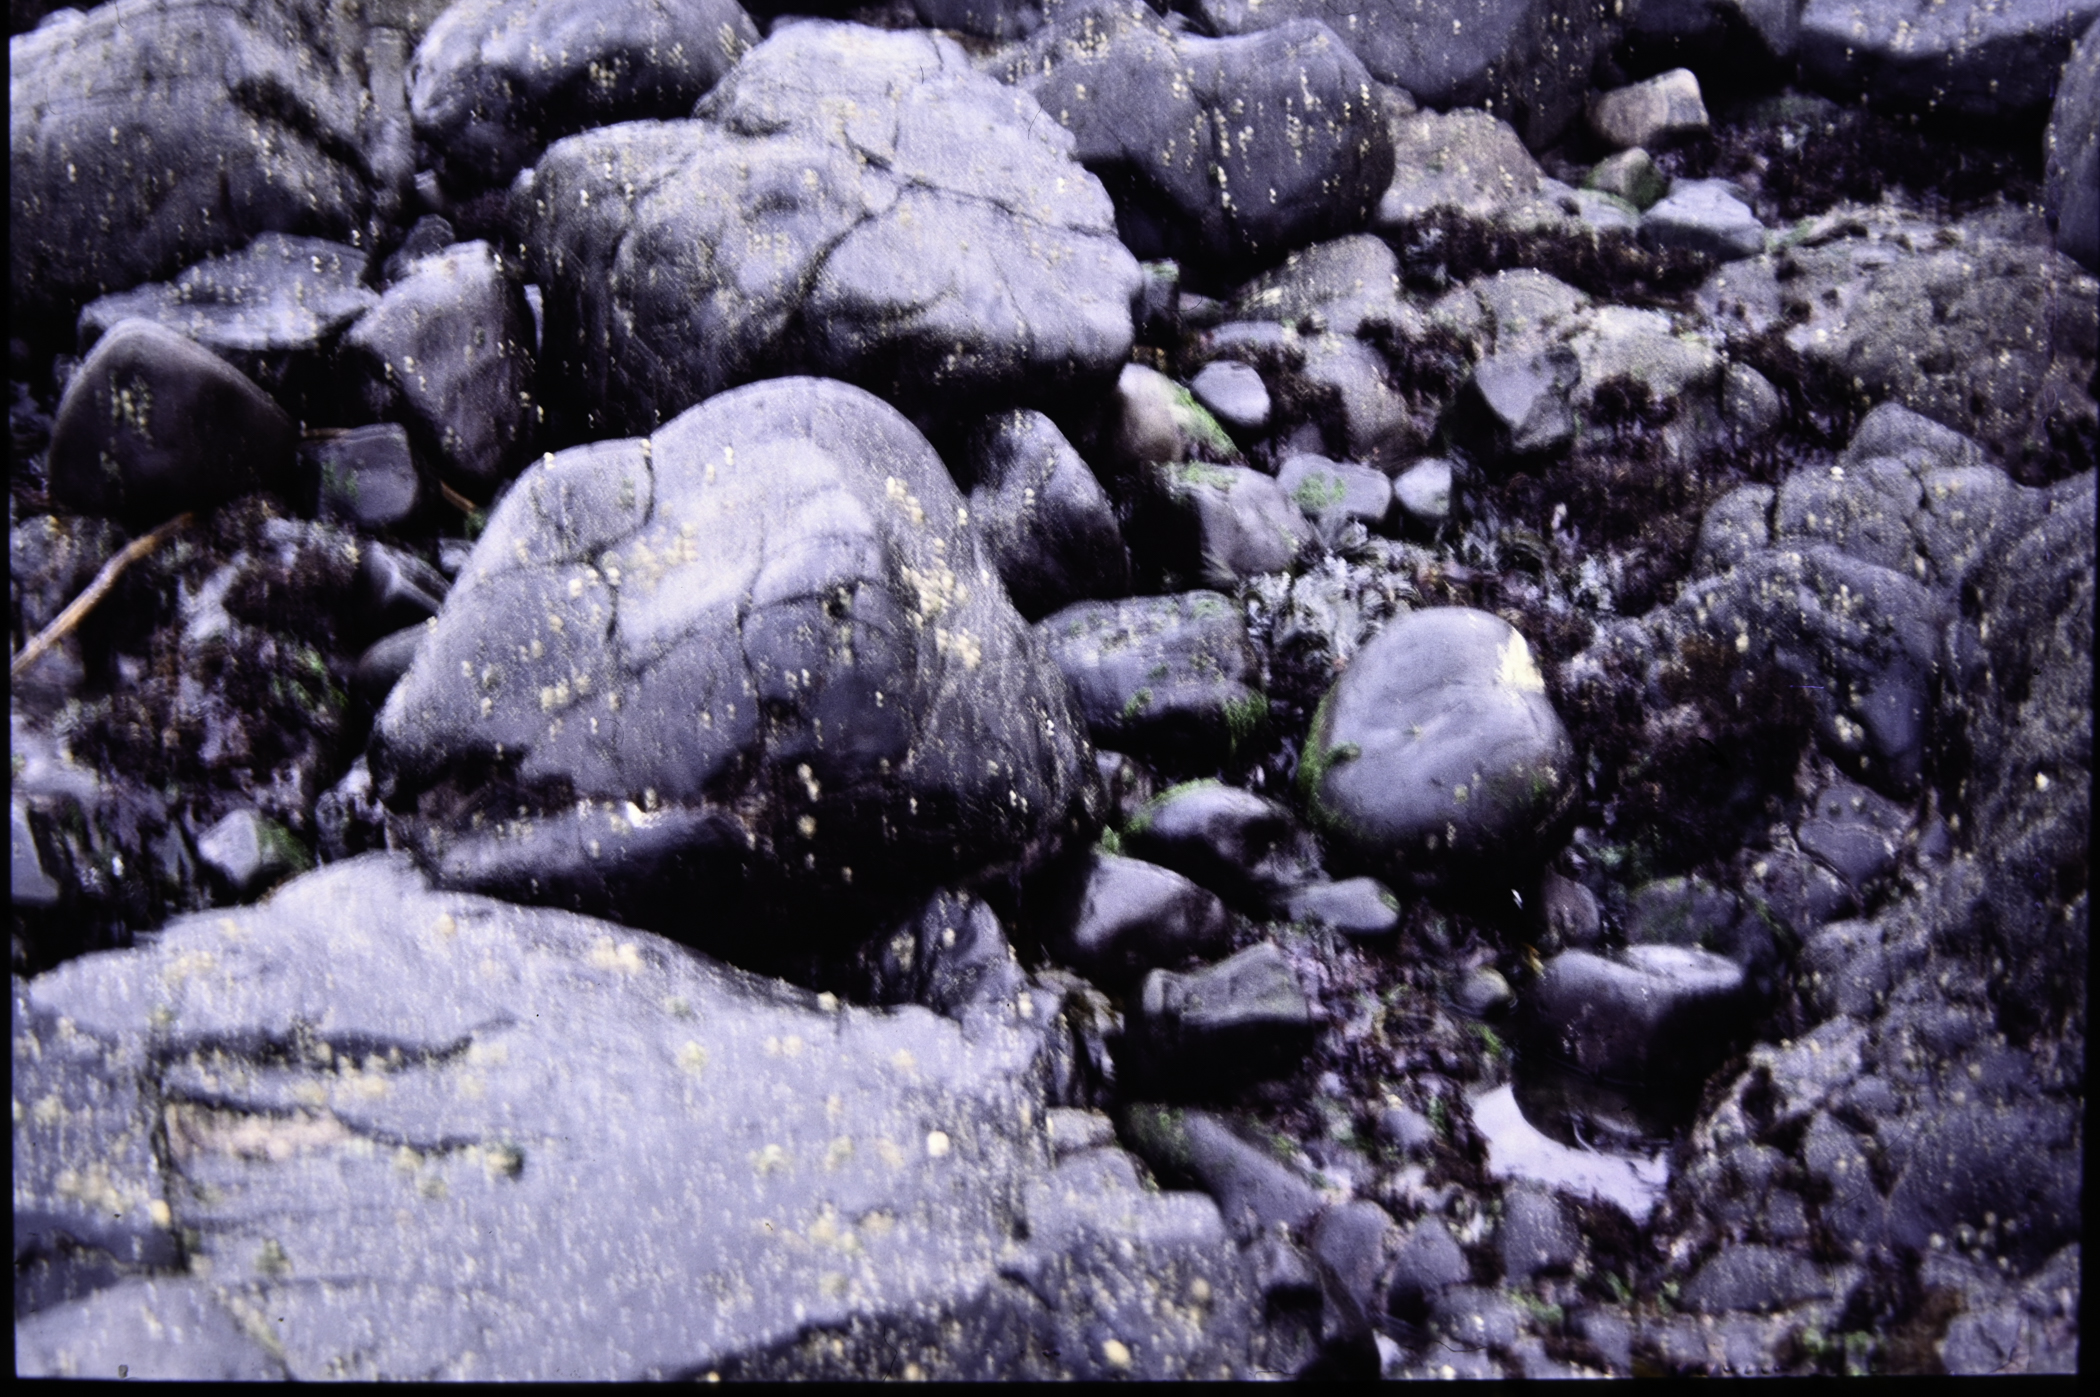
xmin=2046 ymin=17 xmax=2100 ymax=272
xmin=370 ymin=377 xmax=1095 ymax=947
xmin=518 ymin=20 xmax=1141 ymax=439
xmin=14 ymin=854 xmax=1261 ymax=1379
xmin=1302 ymin=607 xmax=1574 ymax=882
xmin=9 ymin=0 xmax=412 ymax=334
xmin=409 ymin=0 xmax=759 ymax=197
xmin=1799 ymin=0 xmax=2100 ymax=119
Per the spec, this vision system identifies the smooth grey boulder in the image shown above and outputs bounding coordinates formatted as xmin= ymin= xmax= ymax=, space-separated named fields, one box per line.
xmin=1037 ymin=591 xmax=1264 ymax=771
xmin=1383 ymin=1215 xmax=1472 ymax=1319
xmin=1794 ymin=779 xmax=1909 ymax=892
xmin=303 ymin=423 xmax=424 ymax=533
xmin=1043 ymin=850 xmax=1234 ymax=992
xmin=1302 ymin=607 xmax=1574 ymax=883
xmin=847 ymin=889 xmax=1029 ymax=1021
xmin=76 ymin=234 xmax=378 ymax=424
xmin=1190 ymin=360 xmax=1271 ymax=435
xmin=1311 ymin=1198 xmax=1401 ymax=1342
xmin=1621 ymin=875 xmax=1784 ymax=999
xmin=1587 ymin=68 xmax=1709 ymax=150
xmin=1227 ymin=234 xmax=1405 ymax=341
xmin=355 ymin=540 xmax=452 ymax=641
xmin=1438 ymin=346 xmax=1580 ymax=464
xmin=1799 ymin=0 xmax=2100 ymax=119
xmin=999 ymin=1 xmax=1394 ymax=274
xmin=9 ymin=0 xmax=411 ymax=333
xmin=12 ymin=854 xmax=1261 ymax=1378
xmin=194 ymin=807 xmax=306 ymax=900
xmin=46 ymin=319 xmax=298 ymax=525
xmin=1524 ymin=945 xmax=1756 ymax=1090
xmin=1105 ymin=361 xmax=1241 ymax=473
xmin=342 ymin=240 xmax=539 ymax=496
xmin=1392 ymin=458 xmax=1455 ymax=528
xmin=370 ymin=377 xmax=1094 ymax=949
xmin=1679 ymin=1245 xmax=1843 ymax=1315
xmin=409 ymin=0 xmax=758 ymax=197
xmin=1190 ymin=0 xmax=1618 ymax=150
xmin=1498 ymin=1185 xmax=1579 ymax=1281
xmin=1279 ymin=877 xmax=1402 ymax=939
xmin=1126 ymin=941 xmax=1317 ymax=1097
xmin=1374 ymin=106 xmax=1545 ymax=235
xmin=1121 ymin=780 xmax=1321 ymax=913
xmin=1277 ymin=455 xmax=1392 ymax=540
xmin=962 ymin=409 xmax=1130 ymax=621
xmin=520 ymin=20 xmax=1140 ymax=439
xmin=1122 ymin=1104 xmax=1326 ymax=1243
xmin=1138 ymin=461 xmax=1313 ymax=588
xmin=1641 ymin=179 xmax=1765 ymax=261
xmin=2045 ymin=18 xmax=2100 ymax=272
xmin=351 ymin=625 xmax=431 ymax=707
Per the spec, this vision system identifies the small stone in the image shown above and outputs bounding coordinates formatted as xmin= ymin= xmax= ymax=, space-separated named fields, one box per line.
xmin=1189 ymin=360 xmax=1271 ymax=435
xmin=1280 ymin=878 xmax=1402 ymax=940
xmin=1588 ymin=69 xmax=1710 ymax=150
xmin=1128 ymin=942 xmax=1316 ymax=1096
xmin=1120 ymin=781 xmax=1320 ymax=913
xmin=1275 ymin=454 xmax=1392 ymax=536
xmin=1523 ymin=946 xmax=1754 ymax=1090
xmin=195 ymin=809 xmax=305 ymax=900
xmin=1046 ymin=851 xmax=1234 ymax=992
xmin=1392 ymin=458 xmax=1455 ymax=527
xmin=1721 ymin=363 xmax=1783 ymax=439
xmin=1642 ymin=180 xmax=1766 ymax=261
xmin=304 ymin=424 xmax=423 ymax=534
xmin=356 ymin=542 xmax=451 ymax=641
xmin=1121 ymin=1104 xmax=1324 ymax=1243
xmin=1451 ymin=967 xmax=1512 ymax=1018
xmin=1497 ymin=1185 xmax=1579 ymax=1282
xmin=1441 ymin=346 xmax=1581 ymax=464
xmin=1585 ymin=147 xmax=1668 ymax=211
xmin=352 ymin=626 xmax=432 ymax=707
xmin=1311 ymin=1198 xmax=1400 ymax=1341
xmin=1373 ymin=1104 xmax=1436 ymax=1156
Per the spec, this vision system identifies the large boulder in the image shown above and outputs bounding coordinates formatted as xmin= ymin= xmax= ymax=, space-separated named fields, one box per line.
xmin=1189 ymin=0 xmax=1618 ymax=150
xmin=9 ymin=0 xmax=413 ymax=337
xmin=997 ymin=0 xmax=1394 ymax=276
xmin=1300 ymin=606 xmax=1574 ymax=884
xmin=14 ymin=854 xmax=1261 ymax=1379
xmin=1799 ymin=0 xmax=2100 ymax=120
xmin=517 ymin=20 xmax=1140 ymax=439
xmin=409 ymin=0 xmax=758 ymax=198
xmin=369 ymin=377 xmax=1095 ymax=953
xmin=2045 ymin=17 xmax=2100 ymax=272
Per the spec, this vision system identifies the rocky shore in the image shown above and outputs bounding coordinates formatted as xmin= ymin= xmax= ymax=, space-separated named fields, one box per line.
xmin=11 ymin=0 xmax=2091 ymax=1378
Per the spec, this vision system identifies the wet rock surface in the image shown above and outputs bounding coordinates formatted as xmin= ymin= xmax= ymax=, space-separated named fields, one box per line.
xmin=12 ymin=0 xmax=2088 ymax=1379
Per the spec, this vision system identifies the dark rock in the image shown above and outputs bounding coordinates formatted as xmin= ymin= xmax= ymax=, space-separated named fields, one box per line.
xmin=46 ymin=319 xmax=298 ymax=524
xmin=1190 ymin=0 xmax=1618 ymax=150
xmin=1383 ymin=1215 xmax=1471 ymax=1321
xmin=1276 ymin=455 xmax=1392 ymax=540
xmin=1429 ymin=1284 xmax=1523 ymax=1352
xmin=303 ymin=425 xmax=424 ymax=534
xmin=521 ymin=21 xmax=1140 ymax=438
xmin=1045 ymin=1107 xmax=1117 ymax=1160
xmin=8 ymin=0 xmax=410 ymax=335
xmin=381 ymin=214 xmax=457 ymax=287
xmin=1740 ymin=847 xmax=1857 ymax=940
xmin=313 ymin=755 xmax=389 ymax=863
xmin=1797 ymin=1109 xmax=1888 ymax=1257
xmin=1121 ymin=1104 xmax=1325 ymax=1242
xmin=1679 ymin=1244 xmax=1842 ymax=1315
xmin=1641 ymin=178 xmax=1765 ymax=261
xmin=1882 ymin=1092 xmax=2081 ymax=1271
xmin=1190 ymin=360 xmax=1271 ymax=436
xmin=408 ymin=0 xmax=759 ymax=197
xmin=1451 ymin=966 xmax=1513 ymax=1018
xmin=76 ymin=234 xmax=378 ymax=424
xmin=1588 ymin=68 xmax=1709 ymax=150
xmin=1797 ymin=917 xmax=1919 ymax=1021
xmin=1001 ymin=2 xmax=1394 ymax=274
xmin=351 ymin=626 xmax=430 ymax=708
xmin=1799 ymin=0 xmax=2100 ymax=119
xmin=1037 ymin=590 xmax=1264 ymax=772
xmin=370 ymin=377 xmax=1093 ymax=948
xmin=1693 ymin=483 xmax=1775 ymax=574
xmin=2046 ymin=18 xmax=2100 ymax=272
xmin=1537 ymin=870 xmax=1602 ymax=951
xmin=1127 ymin=942 xmax=1317 ymax=1096
xmin=1497 ymin=1185 xmax=1579 ymax=1281
xmin=1524 ymin=946 xmax=1754 ymax=1091
xmin=1375 ymin=107 xmax=1544 ymax=232
xmin=1312 ymin=1198 xmax=1400 ymax=1341
xmin=354 ymin=540 xmax=451 ymax=641
xmin=1622 ymin=875 xmax=1784 ymax=998
xmin=1722 ymin=362 xmax=1784 ymax=439
xmin=12 ymin=796 xmax=63 ymax=908
xmin=1120 ymin=780 xmax=1321 ymax=913
xmin=1795 ymin=778 xmax=1909 ymax=892
xmin=1043 ymin=850 xmax=1233 ymax=992
xmin=1372 ymin=1103 xmax=1436 ymax=1155
xmin=1137 ymin=460 xmax=1313 ymax=587
xmin=850 ymin=889 xmax=1029 ymax=1021
xmin=1227 ymin=235 xmax=1404 ymax=340
xmin=9 ymin=510 xmax=125 ymax=654
xmin=1279 ymin=877 xmax=1402 ymax=940
xmin=1107 ymin=361 xmax=1240 ymax=473
xmin=194 ymin=807 xmax=307 ymax=899
xmin=1301 ymin=607 xmax=1574 ymax=885
xmin=341 ymin=240 xmax=538 ymax=496
xmin=962 ymin=408 xmax=1130 ymax=621
xmin=1439 ymin=346 xmax=1580 ymax=464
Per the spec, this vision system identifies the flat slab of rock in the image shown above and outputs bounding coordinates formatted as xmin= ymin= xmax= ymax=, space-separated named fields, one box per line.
xmin=13 ymin=854 xmax=1259 ymax=1379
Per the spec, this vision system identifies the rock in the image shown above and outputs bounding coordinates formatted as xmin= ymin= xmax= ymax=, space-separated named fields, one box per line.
xmin=313 ymin=755 xmax=389 ymax=862
xmin=1043 ymin=850 xmax=1234 ymax=992
xmin=303 ymin=424 xmax=424 ymax=534
xmin=1429 ymin=1284 xmax=1523 ymax=1352
xmin=848 ymin=889 xmax=1028 ymax=1021
xmin=1372 ymin=1103 xmax=1436 ymax=1155
xmin=1680 ymin=1245 xmax=1844 ymax=1315
xmin=1622 ymin=875 xmax=1785 ymax=997
xmin=1191 ymin=0 xmax=1619 ymax=150
xmin=1585 ymin=147 xmax=1668 ymax=211
xmin=1439 ymin=346 xmax=1580 ymax=464
xmin=1469 ymin=1083 xmax=1670 ymax=1222
xmin=1108 ymin=362 xmax=1239 ymax=472
xmin=1537 ymin=870 xmax=1602 ymax=951
xmin=1799 ymin=0 xmax=2100 ymax=120
xmin=1589 ymin=68 xmax=1709 ymax=149
xmin=408 ymin=0 xmax=759 ymax=197
xmin=1120 ymin=780 xmax=1321 ymax=912
xmin=381 ymin=214 xmax=457 ymax=287
xmin=352 ymin=623 xmax=428 ymax=704
xmin=1794 ymin=778 xmax=1909 ymax=892
xmin=370 ymin=377 xmax=1093 ymax=949
xmin=1280 ymin=878 xmax=1402 ymax=940
xmin=1190 ymin=360 xmax=1271 ymax=435
xmin=46 ymin=319 xmax=298 ymax=524
xmin=193 ymin=808 xmax=307 ymax=900
xmin=1391 ymin=458 xmax=1455 ymax=528
xmin=1277 ymin=455 xmax=1392 ymax=540
xmin=1045 ymin=1107 xmax=1117 ymax=1160
xmin=962 ymin=409 xmax=1130 ymax=621
xmin=1375 ymin=108 xmax=1545 ymax=232
xmin=1301 ymin=607 xmax=1574 ymax=884
xmin=1383 ymin=1215 xmax=1472 ymax=1321
xmin=1127 ymin=942 xmax=1317 ymax=1096
xmin=2045 ymin=18 xmax=2100 ymax=272
xmin=13 ymin=854 xmax=1261 ymax=1378
xmin=1121 ymin=1104 xmax=1325 ymax=1242
xmin=341 ymin=240 xmax=538 ymax=497
xmin=1312 ymin=1199 xmax=1400 ymax=1341
xmin=354 ymin=541 xmax=451 ymax=642
xmin=1641 ymin=179 xmax=1765 ymax=261
xmin=76 ymin=234 xmax=378 ymax=424
xmin=12 ymin=797 xmax=63 ymax=909
xmin=1451 ymin=966 xmax=1512 ymax=1018
xmin=1721 ymin=361 xmax=1784 ymax=439
xmin=1740 ymin=846 xmax=1857 ymax=941
xmin=17 ymin=1278 xmax=288 ymax=1379
xmin=1694 ymin=483 xmax=1775 ymax=574
xmin=1226 ymin=235 xmax=1406 ymax=340
xmin=521 ymin=20 xmax=1140 ymax=438
xmin=1497 ymin=1185 xmax=1579 ymax=1281
xmin=1001 ymin=2 xmax=1393 ymax=273
xmin=8 ymin=0 xmax=410 ymax=335
xmin=1524 ymin=946 xmax=1755 ymax=1090
xmin=1037 ymin=591 xmax=1263 ymax=772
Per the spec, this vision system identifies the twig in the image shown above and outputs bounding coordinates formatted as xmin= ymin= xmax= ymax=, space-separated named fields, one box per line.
xmin=10 ymin=512 xmax=194 ymax=681
xmin=437 ymin=480 xmax=479 ymax=515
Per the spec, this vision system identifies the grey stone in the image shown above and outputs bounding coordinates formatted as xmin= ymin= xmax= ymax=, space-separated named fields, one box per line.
xmin=1037 ymin=590 xmax=1263 ymax=772
xmin=1312 ymin=1198 xmax=1400 ymax=1340
xmin=1882 ymin=1092 xmax=2081 ymax=1270
xmin=1440 ymin=346 xmax=1580 ymax=463
xmin=1392 ymin=458 xmax=1455 ymax=527
xmin=1430 ymin=1284 xmax=1523 ymax=1351
xmin=304 ymin=424 xmax=424 ymax=534
xmin=1128 ymin=942 xmax=1317 ymax=1096
xmin=1538 ymin=870 xmax=1602 ymax=950
xmin=1376 ymin=108 xmax=1545 ymax=230
xmin=1138 ymin=461 xmax=1313 ymax=587
xmin=1679 ymin=1244 xmax=1841 ymax=1314
xmin=1302 ymin=607 xmax=1574 ymax=883
xmin=1227 ymin=234 xmax=1406 ymax=340
xmin=1045 ymin=851 xmax=1234 ymax=992
xmin=342 ymin=240 xmax=538 ymax=496
xmin=1622 ymin=875 xmax=1784 ymax=997
xmin=355 ymin=541 xmax=451 ymax=640
xmin=1296 ymin=334 xmax=1415 ymax=462
xmin=1798 ymin=918 xmax=1903 ymax=1021
xmin=963 ymin=408 xmax=1131 ymax=621
xmin=1721 ymin=362 xmax=1783 ymax=438
xmin=13 ymin=797 xmax=62 ymax=908
xmin=1452 ymin=967 xmax=1513 ymax=1018
xmin=1373 ymin=1103 xmax=1437 ymax=1155
xmin=17 ymin=1278 xmax=287 ymax=1378
xmin=1795 ymin=778 xmax=1909 ymax=891
xmin=1799 ymin=0 xmax=2100 ymax=119
xmin=1524 ymin=946 xmax=1754 ymax=1090
xmin=46 ymin=319 xmax=298 ymax=525
xmin=1585 ymin=147 xmax=1668 ymax=211
xmin=381 ymin=214 xmax=457 ymax=286
xmin=1588 ymin=68 xmax=1709 ymax=149
xmin=850 ymin=889 xmax=1029 ymax=1022
xmin=351 ymin=626 xmax=432 ymax=708
xmin=1277 ymin=455 xmax=1392 ymax=539
xmin=76 ymin=233 xmax=378 ymax=424
xmin=1121 ymin=1104 xmax=1325 ymax=1243
xmin=1281 ymin=877 xmax=1402 ymax=940
xmin=1740 ymin=846 xmax=1857 ymax=940
xmin=1383 ymin=1215 xmax=1472 ymax=1319
xmin=408 ymin=0 xmax=759 ymax=196
xmin=314 ymin=756 xmax=389 ymax=864
xmin=1190 ymin=360 xmax=1271 ymax=435
xmin=194 ymin=808 xmax=305 ymax=899
xmin=1773 ymin=454 xmax=1926 ymax=574
xmin=1108 ymin=361 xmax=1240 ymax=471
xmin=2045 ymin=18 xmax=2100 ymax=272
xmin=1121 ymin=780 xmax=1320 ymax=913
xmin=1497 ymin=1185 xmax=1579 ymax=1281
xmin=1642 ymin=179 xmax=1765 ymax=261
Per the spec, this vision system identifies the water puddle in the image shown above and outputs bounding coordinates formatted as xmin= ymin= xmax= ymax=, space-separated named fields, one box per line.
xmin=1468 ymin=1083 xmax=1670 ymax=1224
